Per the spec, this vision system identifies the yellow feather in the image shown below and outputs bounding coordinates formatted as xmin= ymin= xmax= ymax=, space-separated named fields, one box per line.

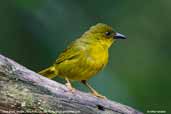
xmin=39 ymin=23 xmax=124 ymax=81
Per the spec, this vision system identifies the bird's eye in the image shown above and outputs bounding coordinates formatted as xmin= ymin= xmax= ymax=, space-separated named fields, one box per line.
xmin=105 ymin=31 xmax=111 ymax=36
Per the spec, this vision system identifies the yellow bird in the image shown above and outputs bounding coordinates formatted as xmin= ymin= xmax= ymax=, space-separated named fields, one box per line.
xmin=39 ymin=23 xmax=126 ymax=98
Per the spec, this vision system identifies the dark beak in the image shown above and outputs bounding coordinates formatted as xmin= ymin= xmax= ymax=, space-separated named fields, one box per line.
xmin=114 ymin=32 xmax=127 ymax=39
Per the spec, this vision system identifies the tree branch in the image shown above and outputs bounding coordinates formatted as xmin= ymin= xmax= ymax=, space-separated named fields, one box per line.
xmin=0 ymin=54 xmax=143 ymax=114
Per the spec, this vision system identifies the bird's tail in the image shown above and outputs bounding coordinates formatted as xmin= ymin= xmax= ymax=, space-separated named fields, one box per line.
xmin=38 ymin=66 xmax=58 ymax=79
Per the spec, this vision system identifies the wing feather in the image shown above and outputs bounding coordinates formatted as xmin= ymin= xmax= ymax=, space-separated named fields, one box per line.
xmin=55 ymin=42 xmax=83 ymax=64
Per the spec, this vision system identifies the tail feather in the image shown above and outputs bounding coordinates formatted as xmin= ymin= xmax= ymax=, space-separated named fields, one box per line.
xmin=38 ymin=66 xmax=58 ymax=79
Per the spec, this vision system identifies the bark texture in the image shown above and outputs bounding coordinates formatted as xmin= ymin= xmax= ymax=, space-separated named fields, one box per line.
xmin=0 ymin=54 xmax=143 ymax=114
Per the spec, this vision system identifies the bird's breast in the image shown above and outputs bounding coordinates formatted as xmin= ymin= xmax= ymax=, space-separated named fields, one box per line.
xmin=87 ymin=45 xmax=109 ymax=69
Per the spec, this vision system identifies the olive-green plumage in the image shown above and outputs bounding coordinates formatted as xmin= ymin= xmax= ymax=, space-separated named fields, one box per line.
xmin=39 ymin=23 xmax=126 ymax=98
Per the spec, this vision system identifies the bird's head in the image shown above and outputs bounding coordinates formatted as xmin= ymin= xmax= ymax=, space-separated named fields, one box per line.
xmin=82 ymin=23 xmax=126 ymax=48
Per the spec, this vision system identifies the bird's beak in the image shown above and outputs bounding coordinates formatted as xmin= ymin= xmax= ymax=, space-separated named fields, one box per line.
xmin=114 ymin=32 xmax=127 ymax=39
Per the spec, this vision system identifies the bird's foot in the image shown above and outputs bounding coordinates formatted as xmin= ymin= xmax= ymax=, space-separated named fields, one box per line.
xmin=65 ymin=82 xmax=75 ymax=92
xmin=92 ymin=91 xmax=106 ymax=99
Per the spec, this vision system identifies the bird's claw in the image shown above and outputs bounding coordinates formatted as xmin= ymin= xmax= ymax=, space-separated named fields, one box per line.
xmin=65 ymin=83 xmax=75 ymax=92
xmin=92 ymin=91 xmax=107 ymax=99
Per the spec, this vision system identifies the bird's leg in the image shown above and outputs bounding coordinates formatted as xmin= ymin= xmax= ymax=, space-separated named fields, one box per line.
xmin=81 ymin=80 xmax=106 ymax=99
xmin=65 ymin=77 xmax=75 ymax=92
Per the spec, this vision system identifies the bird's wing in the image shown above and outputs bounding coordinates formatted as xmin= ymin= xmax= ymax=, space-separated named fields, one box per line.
xmin=55 ymin=42 xmax=83 ymax=64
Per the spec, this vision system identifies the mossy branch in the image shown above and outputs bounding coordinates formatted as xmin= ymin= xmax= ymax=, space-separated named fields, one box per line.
xmin=0 ymin=54 xmax=143 ymax=114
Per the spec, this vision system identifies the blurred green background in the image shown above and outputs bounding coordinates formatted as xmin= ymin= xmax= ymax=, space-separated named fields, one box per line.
xmin=0 ymin=0 xmax=170 ymax=113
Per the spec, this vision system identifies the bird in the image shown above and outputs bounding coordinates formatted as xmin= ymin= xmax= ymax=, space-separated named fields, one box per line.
xmin=39 ymin=23 xmax=126 ymax=98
